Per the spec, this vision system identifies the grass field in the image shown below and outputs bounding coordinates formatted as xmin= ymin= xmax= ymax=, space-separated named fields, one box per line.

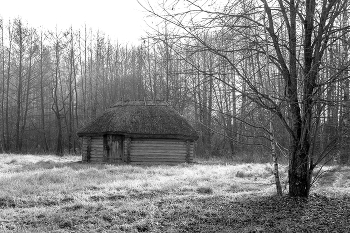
xmin=0 ymin=154 xmax=349 ymax=232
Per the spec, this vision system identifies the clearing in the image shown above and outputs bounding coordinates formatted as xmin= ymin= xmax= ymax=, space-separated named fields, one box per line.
xmin=0 ymin=154 xmax=349 ymax=232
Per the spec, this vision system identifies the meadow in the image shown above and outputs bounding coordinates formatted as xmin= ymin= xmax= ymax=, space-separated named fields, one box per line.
xmin=0 ymin=154 xmax=349 ymax=232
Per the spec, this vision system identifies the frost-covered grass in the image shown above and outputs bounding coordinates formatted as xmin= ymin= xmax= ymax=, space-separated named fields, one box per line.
xmin=0 ymin=154 xmax=349 ymax=232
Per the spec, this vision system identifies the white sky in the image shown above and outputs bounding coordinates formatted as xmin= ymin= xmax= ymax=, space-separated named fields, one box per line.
xmin=0 ymin=0 xmax=149 ymax=45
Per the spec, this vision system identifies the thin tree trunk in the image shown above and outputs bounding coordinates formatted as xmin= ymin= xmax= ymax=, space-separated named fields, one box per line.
xmin=264 ymin=8 xmax=282 ymax=195
xmin=339 ymin=1 xmax=349 ymax=164
xmin=5 ymin=22 xmax=12 ymax=151
xmin=15 ymin=20 xmax=24 ymax=151
xmin=53 ymin=35 xmax=63 ymax=156
xmin=268 ymin=111 xmax=283 ymax=195
xmin=20 ymin=30 xmax=34 ymax=151
xmin=40 ymin=31 xmax=49 ymax=151
xmin=0 ymin=19 xmax=5 ymax=151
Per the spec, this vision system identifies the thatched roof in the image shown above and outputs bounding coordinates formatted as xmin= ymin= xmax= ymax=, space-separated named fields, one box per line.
xmin=77 ymin=101 xmax=198 ymax=140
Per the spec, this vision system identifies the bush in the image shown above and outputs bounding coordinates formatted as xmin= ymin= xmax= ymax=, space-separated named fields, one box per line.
xmin=235 ymin=171 xmax=246 ymax=178
xmin=196 ymin=187 xmax=213 ymax=194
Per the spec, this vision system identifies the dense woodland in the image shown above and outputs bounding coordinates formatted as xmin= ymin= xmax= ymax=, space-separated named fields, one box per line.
xmin=0 ymin=0 xmax=350 ymax=176
xmin=0 ymin=17 xmax=272 ymax=158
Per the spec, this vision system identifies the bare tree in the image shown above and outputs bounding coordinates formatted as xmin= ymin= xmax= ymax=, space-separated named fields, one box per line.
xmin=141 ymin=0 xmax=348 ymax=197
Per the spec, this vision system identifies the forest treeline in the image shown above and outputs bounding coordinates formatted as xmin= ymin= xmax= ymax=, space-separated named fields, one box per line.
xmin=0 ymin=18 xmax=222 ymax=157
xmin=0 ymin=3 xmax=349 ymax=165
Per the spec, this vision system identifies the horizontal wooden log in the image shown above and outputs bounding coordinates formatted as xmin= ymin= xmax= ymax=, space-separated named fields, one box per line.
xmin=133 ymin=139 xmax=193 ymax=143
xmin=131 ymin=154 xmax=187 ymax=157
xmin=130 ymin=148 xmax=186 ymax=152
xmin=91 ymin=151 xmax=104 ymax=154
xmin=131 ymin=148 xmax=193 ymax=152
xmin=108 ymin=158 xmax=122 ymax=161
xmin=91 ymin=142 xmax=103 ymax=146
xmin=133 ymin=139 xmax=184 ymax=142
xmin=133 ymin=147 xmax=193 ymax=151
xmin=89 ymin=158 xmax=104 ymax=162
xmin=130 ymin=156 xmax=186 ymax=160
xmin=131 ymin=144 xmax=185 ymax=148
xmin=91 ymin=148 xmax=103 ymax=151
xmin=133 ymin=143 xmax=192 ymax=146
xmin=131 ymin=145 xmax=187 ymax=148
xmin=91 ymin=151 xmax=103 ymax=154
xmin=90 ymin=152 xmax=103 ymax=156
xmin=90 ymin=152 xmax=104 ymax=155
xmin=130 ymin=156 xmax=187 ymax=160
xmin=131 ymin=154 xmax=186 ymax=157
xmin=133 ymin=155 xmax=190 ymax=158
xmin=130 ymin=161 xmax=187 ymax=165
xmin=91 ymin=149 xmax=103 ymax=154
xmin=131 ymin=161 xmax=186 ymax=164
xmin=131 ymin=147 xmax=187 ymax=151
xmin=132 ymin=141 xmax=185 ymax=145
xmin=131 ymin=145 xmax=188 ymax=148
xmin=131 ymin=143 xmax=186 ymax=147
xmin=131 ymin=155 xmax=186 ymax=158
xmin=91 ymin=150 xmax=104 ymax=154
xmin=131 ymin=152 xmax=187 ymax=156
xmin=131 ymin=150 xmax=188 ymax=153
xmin=131 ymin=157 xmax=188 ymax=160
xmin=131 ymin=144 xmax=187 ymax=148
xmin=132 ymin=141 xmax=185 ymax=144
xmin=131 ymin=148 xmax=188 ymax=152
xmin=90 ymin=154 xmax=105 ymax=157
xmin=130 ymin=159 xmax=186 ymax=163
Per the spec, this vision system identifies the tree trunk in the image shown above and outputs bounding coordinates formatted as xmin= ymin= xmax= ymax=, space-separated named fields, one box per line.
xmin=53 ymin=37 xmax=63 ymax=156
xmin=289 ymin=138 xmax=311 ymax=197
xmin=287 ymin=0 xmax=311 ymax=198
xmin=40 ymin=31 xmax=49 ymax=151
xmin=339 ymin=1 xmax=349 ymax=164
xmin=20 ymin=31 xmax=34 ymax=151
xmin=0 ymin=20 xmax=5 ymax=151
xmin=5 ymin=22 xmax=12 ymax=151
xmin=270 ymin=119 xmax=282 ymax=196
xmin=15 ymin=20 xmax=24 ymax=151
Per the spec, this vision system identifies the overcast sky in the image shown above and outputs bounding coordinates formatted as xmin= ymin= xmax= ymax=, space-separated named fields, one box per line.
xmin=0 ymin=0 xmax=149 ymax=45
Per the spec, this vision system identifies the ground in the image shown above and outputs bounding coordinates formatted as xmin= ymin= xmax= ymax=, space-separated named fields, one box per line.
xmin=0 ymin=154 xmax=349 ymax=232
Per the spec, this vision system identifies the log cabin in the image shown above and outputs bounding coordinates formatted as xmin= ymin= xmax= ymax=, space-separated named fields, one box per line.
xmin=77 ymin=101 xmax=198 ymax=164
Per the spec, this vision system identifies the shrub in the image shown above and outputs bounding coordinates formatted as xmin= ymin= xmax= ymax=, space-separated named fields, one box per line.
xmin=7 ymin=159 xmax=17 ymax=164
xmin=196 ymin=187 xmax=213 ymax=194
xmin=235 ymin=171 xmax=246 ymax=178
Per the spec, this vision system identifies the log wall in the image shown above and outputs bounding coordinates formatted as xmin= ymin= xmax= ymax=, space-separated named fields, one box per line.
xmin=129 ymin=139 xmax=194 ymax=165
xmin=82 ymin=136 xmax=104 ymax=162
xmin=82 ymin=136 xmax=195 ymax=164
